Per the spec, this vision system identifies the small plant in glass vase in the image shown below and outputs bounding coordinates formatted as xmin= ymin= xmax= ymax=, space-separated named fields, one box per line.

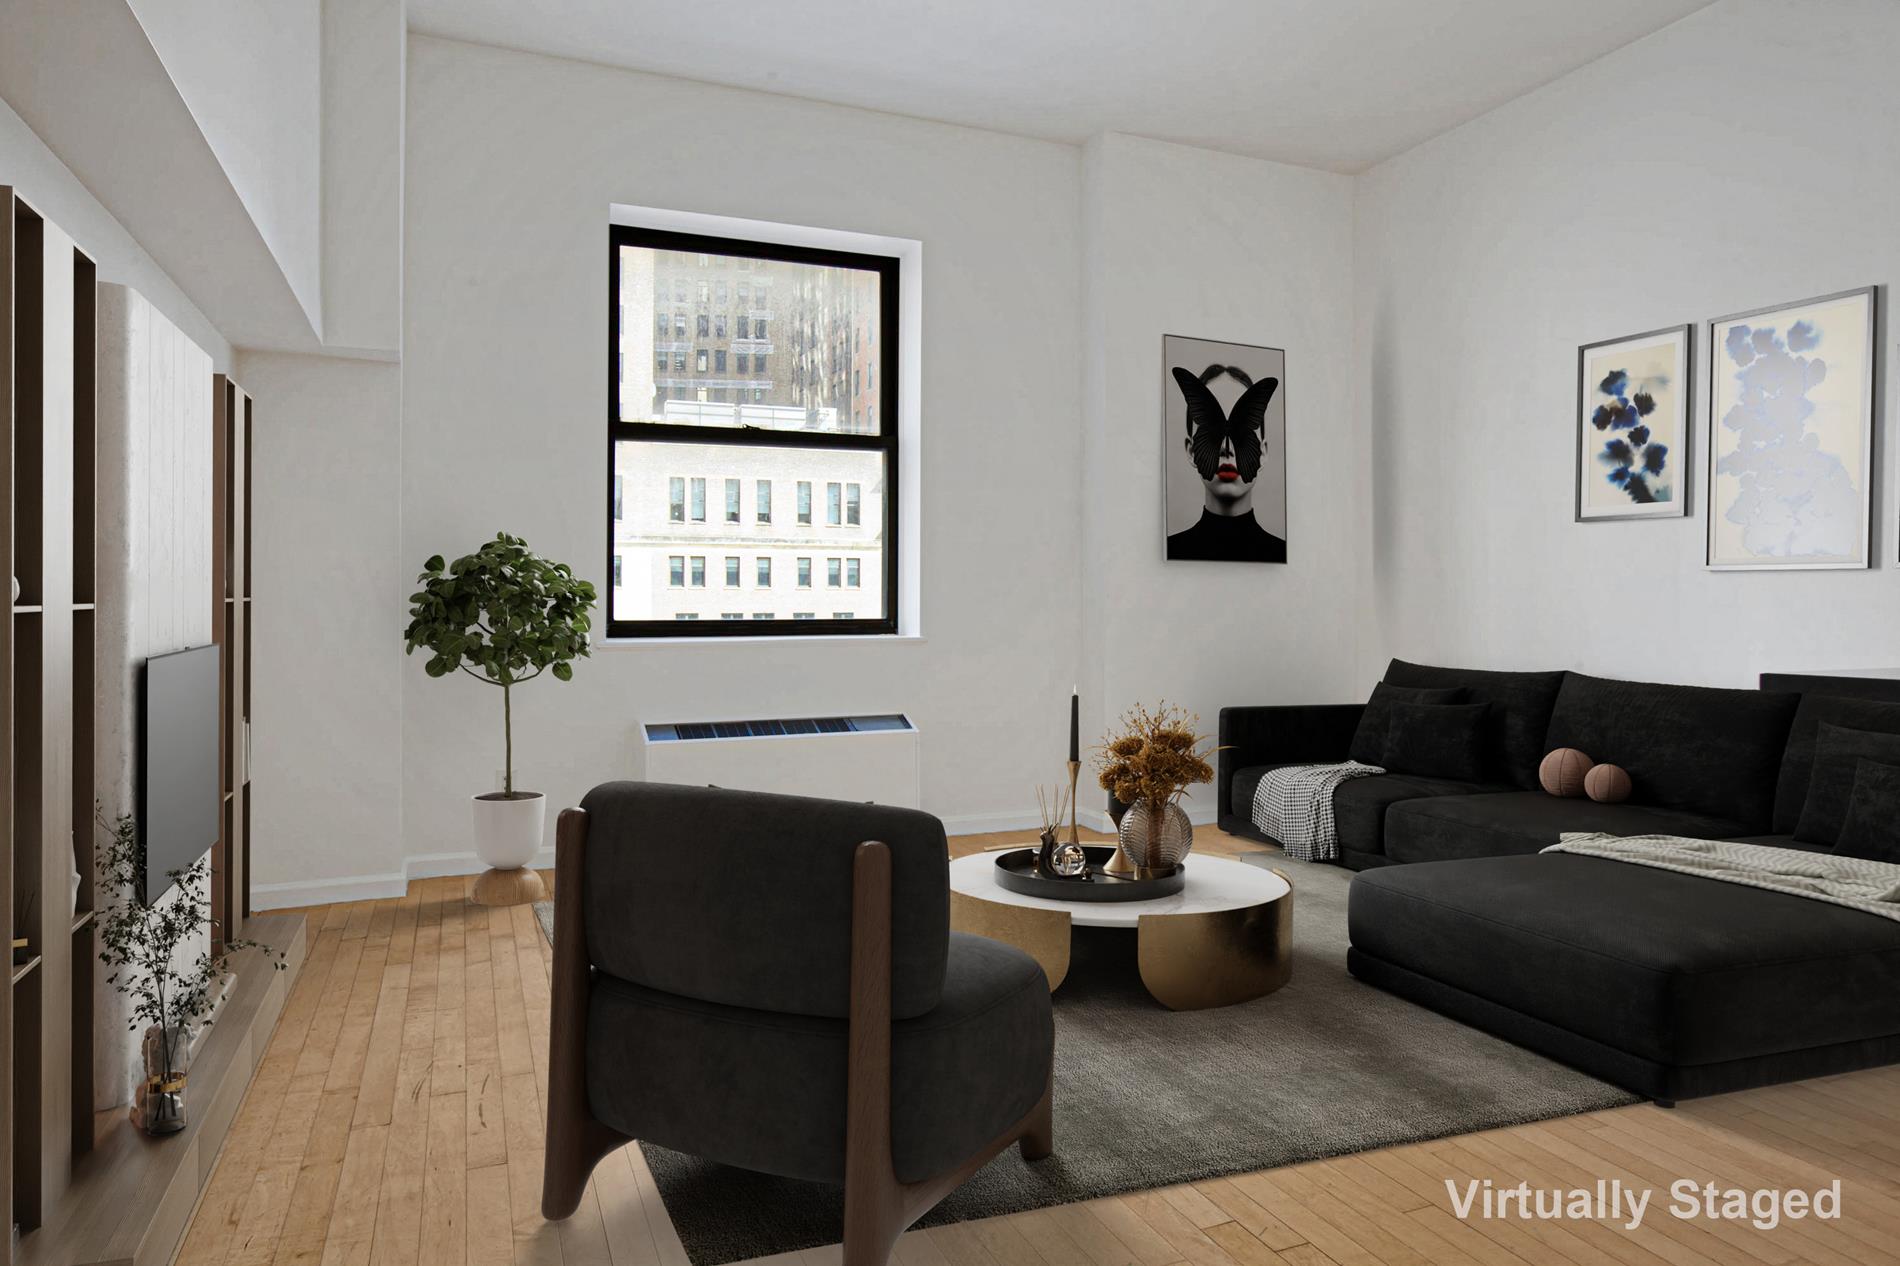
xmin=404 ymin=534 xmax=596 ymax=907
xmin=96 ymin=808 xmax=284 ymax=1135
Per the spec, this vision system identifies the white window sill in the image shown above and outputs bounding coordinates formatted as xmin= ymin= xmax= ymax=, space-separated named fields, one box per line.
xmin=596 ymin=633 xmax=924 ymax=649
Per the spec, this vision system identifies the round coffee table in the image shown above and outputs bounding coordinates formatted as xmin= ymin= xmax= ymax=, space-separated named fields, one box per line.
xmin=948 ymin=851 xmax=1293 ymax=1010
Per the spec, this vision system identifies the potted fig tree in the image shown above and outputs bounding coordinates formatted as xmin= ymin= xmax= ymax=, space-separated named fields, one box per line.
xmin=404 ymin=533 xmax=596 ymax=905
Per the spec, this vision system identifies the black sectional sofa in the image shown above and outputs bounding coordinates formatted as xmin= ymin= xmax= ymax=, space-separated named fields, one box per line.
xmin=1220 ymin=662 xmax=1900 ymax=1103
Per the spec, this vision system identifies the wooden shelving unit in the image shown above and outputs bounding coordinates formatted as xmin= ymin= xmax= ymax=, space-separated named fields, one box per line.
xmin=3 ymin=187 xmax=97 ymax=1257
xmin=211 ymin=376 xmax=252 ymax=945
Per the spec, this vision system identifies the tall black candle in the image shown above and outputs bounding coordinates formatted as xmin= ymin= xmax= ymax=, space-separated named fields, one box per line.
xmin=1069 ymin=690 xmax=1079 ymax=764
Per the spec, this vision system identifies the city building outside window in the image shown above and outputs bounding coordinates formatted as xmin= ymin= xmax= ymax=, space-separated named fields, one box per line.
xmin=611 ymin=222 xmax=898 ymax=636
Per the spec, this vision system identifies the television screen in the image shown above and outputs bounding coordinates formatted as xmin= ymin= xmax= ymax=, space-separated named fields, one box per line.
xmin=140 ymin=644 xmax=221 ymax=905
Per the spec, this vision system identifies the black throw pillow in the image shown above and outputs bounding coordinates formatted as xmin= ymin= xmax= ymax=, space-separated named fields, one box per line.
xmin=1794 ymin=723 xmax=1900 ymax=845
xmin=1833 ymin=759 xmax=1900 ymax=864
xmin=1383 ymin=702 xmax=1492 ymax=782
xmin=1349 ymin=683 xmax=1467 ymax=766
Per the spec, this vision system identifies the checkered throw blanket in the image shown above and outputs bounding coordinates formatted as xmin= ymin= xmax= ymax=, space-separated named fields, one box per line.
xmin=1546 ymin=834 xmax=1900 ymax=922
xmin=1250 ymin=761 xmax=1386 ymax=862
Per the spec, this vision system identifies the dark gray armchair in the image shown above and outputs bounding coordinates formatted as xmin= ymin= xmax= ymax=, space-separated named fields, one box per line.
xmin=541 ymin=783 xmax=1055 ymax=1265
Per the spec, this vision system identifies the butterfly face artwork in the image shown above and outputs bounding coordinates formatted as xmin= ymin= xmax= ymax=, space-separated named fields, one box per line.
xmin=1162 ymin=335 xmax=1288 ymax=565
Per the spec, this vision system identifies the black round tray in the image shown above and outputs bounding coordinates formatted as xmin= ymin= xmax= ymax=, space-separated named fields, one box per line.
xmin=992 ymin=846 xmax=1186 ymax=902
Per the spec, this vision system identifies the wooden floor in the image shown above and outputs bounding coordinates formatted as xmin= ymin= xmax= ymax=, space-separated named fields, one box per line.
xmin=174 ymin=826 xmax=1900 ymax=1266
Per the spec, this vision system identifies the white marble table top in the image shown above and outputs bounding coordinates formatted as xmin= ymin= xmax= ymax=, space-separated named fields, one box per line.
xmin=948 ymin=850 xmax=1291 ymax=929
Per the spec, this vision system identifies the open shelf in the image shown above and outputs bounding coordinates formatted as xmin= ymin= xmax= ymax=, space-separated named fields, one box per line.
xmin=8 ymin=957 xmax=38 ymax=988
xmin=65 ymin=913 xmax=91 ymax=935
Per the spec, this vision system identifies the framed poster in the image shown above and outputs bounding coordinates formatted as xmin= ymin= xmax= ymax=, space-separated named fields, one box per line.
xmin=1706 ymin=286 xmax=1877 ymax=570
xmin=1162 ymin=334 xmax=1287 ymax=564
xmin=1575 ymin=324 xmax=1692 ymax=521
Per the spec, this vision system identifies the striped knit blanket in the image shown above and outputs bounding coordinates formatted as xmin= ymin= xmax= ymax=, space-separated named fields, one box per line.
xmin=1545 ymin=834 xmax=1900 ymax=922
xmin=1250 ymin=761 xmax=1386 ymax=862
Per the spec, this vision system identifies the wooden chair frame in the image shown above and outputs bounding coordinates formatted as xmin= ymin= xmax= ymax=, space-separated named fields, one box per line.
xmin=542 ymin=807 xmax=1054 ymax=1266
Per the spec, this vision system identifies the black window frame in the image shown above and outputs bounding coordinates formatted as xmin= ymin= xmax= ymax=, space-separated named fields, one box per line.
xmin=608 ymin=223 xmax=900 ymax=638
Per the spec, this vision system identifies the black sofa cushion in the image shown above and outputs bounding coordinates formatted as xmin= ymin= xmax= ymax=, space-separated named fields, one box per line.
xmin=1333 ymin=774 xmax=1509 ymax=858
xmin=1770 ymin=694 xmax=1900 ymax=833
xmin=1381 ymin=659 xmax=1566 ymax=789
xmin=1793 ymin=723 xmax=1900 ymax=846
xmin=587 ymin=932 xmax=1051 ymax=1185
xmin=1384 ymin=702 xmax=1491 ymax=781
xmin=580 ymin=781 xmax=950 ymax=1020
xmin=1348 ymin=683 xmax=1465 ymax=766
xmin=1349 ymin=854 xmax=1900 ymax=1069
xmin=1834 ymin=760 xmax=1900 ymax=863
xmin=1228 ymin=764 xmax=1293 ymax=823
xmin=1383 ymin=791 xmax=1748 ymax=864
xmin=1719 ymin=833 xmax=1833 ymax=854
xmin=1542 ymin=673 xmax=1798 ymax=829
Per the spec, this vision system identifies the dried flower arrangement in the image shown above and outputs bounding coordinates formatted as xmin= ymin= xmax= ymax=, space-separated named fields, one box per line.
xmin=1093 ymin=702 xmax=1218 ymax=808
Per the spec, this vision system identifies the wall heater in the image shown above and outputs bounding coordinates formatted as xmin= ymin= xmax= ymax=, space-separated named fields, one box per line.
xmin=638 ymin=714 xmax=921 ymax=808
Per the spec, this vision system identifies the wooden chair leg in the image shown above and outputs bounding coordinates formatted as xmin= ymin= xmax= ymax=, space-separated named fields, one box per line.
xmin=1018 ymin=1080 xmax=1054 ymax=1161
xmin=541 ymin=808 xmax=633 ymax=1220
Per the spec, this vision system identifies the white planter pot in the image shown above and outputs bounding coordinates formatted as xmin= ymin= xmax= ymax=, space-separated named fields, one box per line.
xmin=472 ymin=791 xmax=546 ymax=870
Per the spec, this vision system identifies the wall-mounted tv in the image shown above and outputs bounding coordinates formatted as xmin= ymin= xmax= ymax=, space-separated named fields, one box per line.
xmin=140 ymin=644 xmax=221 ymax=905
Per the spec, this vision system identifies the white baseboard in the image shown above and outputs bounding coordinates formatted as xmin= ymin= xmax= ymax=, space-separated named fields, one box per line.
xmin=253 ymin=804 xmax=1227 ymax=910
xmin=251 ymin=846 xmax=558 ymax=911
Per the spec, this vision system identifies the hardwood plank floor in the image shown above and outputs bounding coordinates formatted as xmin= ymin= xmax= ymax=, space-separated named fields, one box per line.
xmin=177 ymin=826 xmax=1900 ymax=1266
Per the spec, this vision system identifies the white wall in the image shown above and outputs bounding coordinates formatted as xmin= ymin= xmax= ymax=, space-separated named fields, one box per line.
xmin=1081 ymin=134 xmax=1365 ymax=819
xmin=0 ymin=95 xmax=229 ymax=369
xmin=393 ymin=35 xmax=1085 ymax=868
xmin=234 ymin=352 xmax=407 ymax=904
xmin=322 ymin=0 xmax=405 ymax=355
xmin=129 ymin=0 xmax=324 ymax=334
xmin=1356 ymin=0 xmax=1900 ymax=688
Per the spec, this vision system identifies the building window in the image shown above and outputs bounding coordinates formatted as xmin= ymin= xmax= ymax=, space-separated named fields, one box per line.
xmin=610 ymin=222 xmax=900 ymax=636
xmin=721 ymin=612 xmax=744 ymax=620
xmin=675 ymin=613 xmax=698 ymax=620
xmin=668 ymin=556 xmax=684 ymax=587
xmin=613 ymin=554 xmax=624 ymax=587
xmin=833 ymin=612 xmax=854 ymax=619
xmin=793 ymin=612 xmax=816 ymax=620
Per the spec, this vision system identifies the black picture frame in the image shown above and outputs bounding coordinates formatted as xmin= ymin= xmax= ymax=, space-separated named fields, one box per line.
xmin=1574 ymin=323 xmax=1694 ymax=523
xmin=606 ymin=224 xmax=901 ymax=638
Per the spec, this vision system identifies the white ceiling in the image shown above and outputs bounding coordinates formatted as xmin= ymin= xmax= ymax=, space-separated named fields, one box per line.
xmin=407 ymin=0 xmax=1713 ymax=173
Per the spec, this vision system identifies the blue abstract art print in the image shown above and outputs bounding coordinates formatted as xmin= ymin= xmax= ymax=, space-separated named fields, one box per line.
xmin=1576 ymin=324 xmax=1692 ymax=522
xmin=1706 ymin=287 xmax=1876 ymax=570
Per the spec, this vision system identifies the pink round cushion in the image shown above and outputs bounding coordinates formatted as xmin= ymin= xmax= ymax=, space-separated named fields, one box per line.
xmin=1538 ymin=748 xmax=1593 ymax=798
xmin=1585 ymin=763 xmax=1633 ymax=804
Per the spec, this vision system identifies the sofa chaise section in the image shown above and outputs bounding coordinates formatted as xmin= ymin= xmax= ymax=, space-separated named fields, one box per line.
xmin=1348 ymin=854 xmax=1900 ymax=1102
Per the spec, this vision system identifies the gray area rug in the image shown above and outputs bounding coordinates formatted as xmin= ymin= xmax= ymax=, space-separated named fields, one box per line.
xmin=534 ymin=853 xmax=1638 ymax=1264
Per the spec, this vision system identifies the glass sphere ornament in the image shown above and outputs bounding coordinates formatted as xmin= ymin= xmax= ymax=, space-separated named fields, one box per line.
xmin=1051 ymin=841 xmax=1089 ymax=877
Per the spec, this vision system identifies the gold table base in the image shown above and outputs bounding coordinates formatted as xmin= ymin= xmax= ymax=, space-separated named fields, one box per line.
xmin=951 ymin=869 xmax=1293 ymax=1011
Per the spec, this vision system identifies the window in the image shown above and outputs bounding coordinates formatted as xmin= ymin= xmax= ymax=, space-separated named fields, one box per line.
xmin=613 ymin=555 xmax=624 ymax=587
xmin=610 ymin=223 xmax=899 ymax=636
xmin=833 ymin=612 xmax=854 ymax=619
xmin=676 ymin=612 xmax=699 ymax=620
